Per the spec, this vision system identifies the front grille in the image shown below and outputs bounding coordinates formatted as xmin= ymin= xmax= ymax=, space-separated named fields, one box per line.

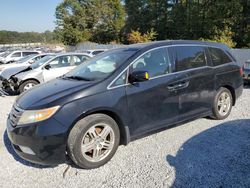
xmin=9 ymin=103 xmax=24 ymax=127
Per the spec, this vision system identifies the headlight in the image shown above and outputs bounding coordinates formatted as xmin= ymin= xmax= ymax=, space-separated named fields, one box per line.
xmin=17 ymin=106 xmax=60 ymax=125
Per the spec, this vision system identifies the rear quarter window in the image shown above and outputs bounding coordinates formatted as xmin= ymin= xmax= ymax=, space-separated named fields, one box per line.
xmin=208 ymin=47 xmax=232 ymax=66
xmin=175 ymin=46 xmax=206 ymax=72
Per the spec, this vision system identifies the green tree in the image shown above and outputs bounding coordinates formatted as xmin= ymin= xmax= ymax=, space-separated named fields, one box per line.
xmin=55 ymin=0 xmax=125 ymax=45
xmin=127 ymin=29 xmax=157 ymax=44
xmin=124 ymin=0 xmax=249 ymax=48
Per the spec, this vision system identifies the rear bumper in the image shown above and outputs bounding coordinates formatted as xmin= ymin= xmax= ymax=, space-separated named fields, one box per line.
xmin=7 ymin=116 xmax=68 ymax=166
xmin=235 ymin=84 xmax=243 ymax=100
xmin=243 ymin=69 xmax=250 ymax=82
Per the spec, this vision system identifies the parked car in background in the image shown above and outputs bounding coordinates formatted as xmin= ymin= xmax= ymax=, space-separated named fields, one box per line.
xmin=243 ymin=59 xmax=250 ymax=84
xmin=0 ymin=50 xmax=6 ymax=56
xmin=0 ymin=53 xmax=53 ymax=73
xmin=6 ymin=40 xmax=243 ymax=169
xmin=1 ymin=53 xmax=91 ymax=93
xmin=0 ymin=50 xmax=39 ymax=64
xmin=82 ymin=49 xmax=108 ymax=56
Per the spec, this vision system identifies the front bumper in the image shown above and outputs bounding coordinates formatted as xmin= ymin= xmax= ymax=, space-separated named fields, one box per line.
xmin=7 ymin=116 xmax=68 ymax=166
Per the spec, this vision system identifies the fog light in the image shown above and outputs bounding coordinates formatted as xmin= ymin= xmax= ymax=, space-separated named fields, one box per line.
xmin=19 ymin=146 xmax=35 ymax=155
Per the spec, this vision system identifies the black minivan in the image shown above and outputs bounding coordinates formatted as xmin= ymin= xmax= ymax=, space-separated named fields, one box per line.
xmin=7 ymin=40 xmax=243 ymax=169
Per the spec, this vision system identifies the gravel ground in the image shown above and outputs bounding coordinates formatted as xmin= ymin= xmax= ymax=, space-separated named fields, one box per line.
xmin=0 ymin=88 xmax=249 ymax=188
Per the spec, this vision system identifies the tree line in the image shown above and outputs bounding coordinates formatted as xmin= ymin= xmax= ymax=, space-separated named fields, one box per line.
xmin=0 ymin=30 xmax=58 ymax=44
xmin=0 ymin=0 xmax=249 ymax=48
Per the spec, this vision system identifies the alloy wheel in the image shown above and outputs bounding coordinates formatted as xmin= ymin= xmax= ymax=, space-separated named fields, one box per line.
xmin=217 ymin=92 xmax=231 ymax=117
xmin=81 ymin=123 xmax=115 ymax=162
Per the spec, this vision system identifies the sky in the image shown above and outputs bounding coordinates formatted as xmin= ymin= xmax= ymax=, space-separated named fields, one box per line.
xmin=0 ymin=0 xmax=63 ymax=32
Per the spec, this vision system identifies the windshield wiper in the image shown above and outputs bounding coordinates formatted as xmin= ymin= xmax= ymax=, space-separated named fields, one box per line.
xmin=63 ymin=76 xmax=93 ymax=81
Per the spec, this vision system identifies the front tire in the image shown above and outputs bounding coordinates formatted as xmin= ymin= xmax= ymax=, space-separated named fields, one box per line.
xmin=211 ymin=87 xmax=233 ymax=120
xmin=19 ymin=80 xmax=39 ymax=93
xmin=67 ymin=114 xmax=120 ymax=169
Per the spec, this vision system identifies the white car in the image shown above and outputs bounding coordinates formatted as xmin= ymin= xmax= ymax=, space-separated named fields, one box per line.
xmin=0 ymin=50 xmax=39 ymax=64
xmin=0 ymin=53 xmax=52 ymax=73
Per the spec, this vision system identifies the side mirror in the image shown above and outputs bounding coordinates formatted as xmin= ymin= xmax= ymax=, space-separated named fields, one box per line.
xmin=44 ymin=64 xmax=51 ymax=70
xmin=129 ymin=71 xmax=149 ymax=83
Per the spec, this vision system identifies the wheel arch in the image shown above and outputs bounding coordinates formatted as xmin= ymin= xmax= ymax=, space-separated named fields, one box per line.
xmin=218 ymin=85 xmax=236 ymax=106
xmin=68 ymin=109 xmax=130 ymax=146
xmin=19 ymin=78 xmax=40 ymax=85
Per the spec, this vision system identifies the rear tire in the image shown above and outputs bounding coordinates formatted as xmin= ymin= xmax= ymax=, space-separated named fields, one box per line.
xmin=211 ymin=87 xmax=233 ymax=120
xmin=67 ymin=114 xmax=120 ymax=169
xmin=19 ymin=80 xmax=39 ymax=93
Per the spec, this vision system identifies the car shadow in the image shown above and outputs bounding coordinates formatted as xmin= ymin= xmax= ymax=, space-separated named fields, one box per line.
xmin=3 ymin=130 xmax=53 ymax=169
xmin=244 ymin=84 xmax=250 ymax=89
xmin=166 ymin=119 xmax=250 ymax=187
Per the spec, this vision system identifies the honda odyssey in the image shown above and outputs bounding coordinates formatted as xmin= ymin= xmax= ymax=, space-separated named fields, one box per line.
xmin=7 ymin=40 xmax=243 ymax=169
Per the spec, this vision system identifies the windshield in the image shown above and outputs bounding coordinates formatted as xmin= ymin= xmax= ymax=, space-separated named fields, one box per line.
xmin=31 ymin=55 xmax=55 ymax=69
xmin=16 ymin=55 xmax=35 ymax=64
xmin=64 ymin=48 xmax=137 ymax=81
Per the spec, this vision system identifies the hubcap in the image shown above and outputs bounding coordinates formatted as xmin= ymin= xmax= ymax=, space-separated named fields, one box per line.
xmin=81 ymin=123 xmax=115 ymax=162
xmin=23 ymin=83 xmax=35 ymax=91
xmin=217 ymin=92 xmax=231 ymax=116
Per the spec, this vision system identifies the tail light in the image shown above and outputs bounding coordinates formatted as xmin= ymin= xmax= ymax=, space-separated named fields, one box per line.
xmin=240 ymin=67 xmax=243 ymax=76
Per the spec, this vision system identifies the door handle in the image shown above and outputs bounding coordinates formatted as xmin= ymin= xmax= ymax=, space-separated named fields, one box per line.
xmin=168 ymin=81 xmax=189 ymax=91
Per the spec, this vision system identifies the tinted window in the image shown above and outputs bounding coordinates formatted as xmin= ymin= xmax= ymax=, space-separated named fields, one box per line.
xmin=92 ymin=50 xmax=104 ymax=55
xmin=23 ymin=52 xmax=38 ymax=56
xmin=208 ymin=47 xmax=232 ymax=66
xmin=175 ymin=46 xmax=206 ymax=71
xmin=131 ymin=48 xmax=171 ymax=78
xmin=11 ymin=52 xmax=21 ymax=58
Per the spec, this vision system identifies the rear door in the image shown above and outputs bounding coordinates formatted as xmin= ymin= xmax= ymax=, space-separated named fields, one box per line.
xmin=125 ymin=47 xmax=180 ymax=137
xmin=172 ymin=45 xmax=214 ymax=121
xmin=207 ymin=47 xmax=241 ymax=88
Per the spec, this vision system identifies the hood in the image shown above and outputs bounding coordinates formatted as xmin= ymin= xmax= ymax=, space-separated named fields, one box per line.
xmin=0 ymin=62 xmax=27 ymax=71
xmin=0 ymin=65 xmax=31 ymax=80
xmin=16 ymin=78 xmax=94 ymax=109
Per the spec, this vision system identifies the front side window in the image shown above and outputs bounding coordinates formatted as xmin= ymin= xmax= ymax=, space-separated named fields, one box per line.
xmin=48 ymin=55 xmax=71 ymax=68
xmin=131 ymin=47 xmax=171 ymax=78
xmin=110 ymin=71 xmax=127 ymax=87
xmin=175 ymin=46 xmax=206 ymax=72
xmin=208 ymin=47 xmax=232 ymax=66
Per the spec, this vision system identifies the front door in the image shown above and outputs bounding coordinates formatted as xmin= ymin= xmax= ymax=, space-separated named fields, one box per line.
xmin=42 ymin=55 xmax=72 ymax=82
xmin=125 ymin=47 xmax=180 ymax=137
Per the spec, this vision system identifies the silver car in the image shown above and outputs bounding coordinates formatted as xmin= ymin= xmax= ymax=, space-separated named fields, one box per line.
xmin=1 ymin=53 xmax=91 ymax=93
